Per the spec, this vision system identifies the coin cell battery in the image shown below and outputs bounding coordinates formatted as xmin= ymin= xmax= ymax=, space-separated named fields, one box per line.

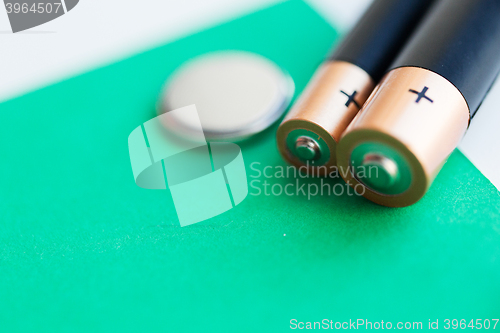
xmin=159 ymin=51 xmax=294 ymax=141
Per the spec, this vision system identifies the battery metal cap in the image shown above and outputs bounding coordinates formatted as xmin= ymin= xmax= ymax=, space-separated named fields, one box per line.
xmin=294 ymin=136 xmax=321 ymax=161
xmin=337 ymin=67 xmax=470 ymax=207
xmin=277 ymin=61 xmax=375 ymax=175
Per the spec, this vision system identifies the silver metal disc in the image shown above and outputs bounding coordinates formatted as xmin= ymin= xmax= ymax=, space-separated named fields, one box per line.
xmin=159 ymin=51 xmax=294 ymax=141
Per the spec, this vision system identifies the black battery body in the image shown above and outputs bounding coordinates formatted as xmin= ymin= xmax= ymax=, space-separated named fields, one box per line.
xmin=332 ymin=0 xmax=437 ymax=82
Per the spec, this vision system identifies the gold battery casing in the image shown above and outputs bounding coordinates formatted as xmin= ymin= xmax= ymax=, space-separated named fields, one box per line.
xmin=277 ymin=61 xmax=375 ymax=175
xmin=337 ymin=67 xmax=470 ymax=207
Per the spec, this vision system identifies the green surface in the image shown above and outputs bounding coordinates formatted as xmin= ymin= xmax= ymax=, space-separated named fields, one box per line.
xmin=1 ymin=1 xmax=500 ymax=332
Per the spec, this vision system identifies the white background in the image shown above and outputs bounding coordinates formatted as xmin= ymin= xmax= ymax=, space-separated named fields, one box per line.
xmin=1 ymin=0 xmax=498 ymax=189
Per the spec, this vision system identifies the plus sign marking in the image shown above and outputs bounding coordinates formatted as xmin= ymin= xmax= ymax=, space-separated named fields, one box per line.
xmin=409 ymin=86 xmax=434 ymax=103
xmin=340 ymin=90 xmax=360 ymax=108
